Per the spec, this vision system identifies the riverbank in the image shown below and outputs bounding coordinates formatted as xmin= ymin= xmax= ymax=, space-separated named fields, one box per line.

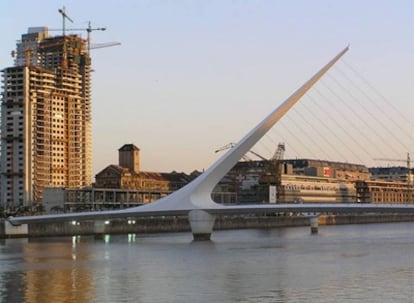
xmin=3 ymin=213 xmax=414 ymax=239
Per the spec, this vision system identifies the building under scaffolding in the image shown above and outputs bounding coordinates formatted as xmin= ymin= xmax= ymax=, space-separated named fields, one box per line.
xmin=1 ymin=28 xmax=92 ymax=209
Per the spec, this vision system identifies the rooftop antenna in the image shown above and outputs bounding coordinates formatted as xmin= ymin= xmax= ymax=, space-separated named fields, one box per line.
xmin=58 ymin=6 xmax=74 ymax=36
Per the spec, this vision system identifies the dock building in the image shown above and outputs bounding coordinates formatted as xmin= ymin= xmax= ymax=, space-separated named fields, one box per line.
xmin=356 ymin=167 xmax=414 ymax=203
xmin=213 ymin=159 xmax=363 ymax=204
xmin=95 ymin=144 xmax=199 ymax=194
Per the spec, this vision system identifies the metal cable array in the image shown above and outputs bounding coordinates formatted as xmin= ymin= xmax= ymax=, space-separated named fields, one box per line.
xmin=252 ymin=58 xmax=413 ymax=167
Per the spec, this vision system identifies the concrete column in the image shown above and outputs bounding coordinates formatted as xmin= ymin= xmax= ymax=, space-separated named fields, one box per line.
xmin=4 ymin=221 xmax=28 ymax=237
xmin=94 ymin=220 xmax=107 ymax=239
xmin=188 ymin=210 xmax=216 ymax=241
xmin=310 ymin=216 xmax=319 ymax=235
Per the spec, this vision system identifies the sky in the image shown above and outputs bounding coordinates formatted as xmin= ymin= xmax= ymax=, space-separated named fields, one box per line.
xmin=1 ymin=0 xmax=413 ymax=176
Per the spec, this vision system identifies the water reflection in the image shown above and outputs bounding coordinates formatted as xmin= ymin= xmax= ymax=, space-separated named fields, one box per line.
xmin=0 ymin=271 xmax=26 ymax=303
xmin=127 ymin=233 xmax=136 ymax=243
xmin=1 ymin=238 xmax=95 ymax=303
xmin=1 ymin=223 xmax=414 ymax=302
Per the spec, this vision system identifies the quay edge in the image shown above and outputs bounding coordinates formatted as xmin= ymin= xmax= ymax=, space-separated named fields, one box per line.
xmin=2 ymin=213 xmax=414 ymax=239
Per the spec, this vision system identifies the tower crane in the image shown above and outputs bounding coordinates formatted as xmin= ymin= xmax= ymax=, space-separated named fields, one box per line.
xmin=49 ymin=21 xmax=110 ymax=53
xmin=374 ymin=152 xmax=413 ymax=202
xmin=58 ymin=6 xmax=74 ymax=36
xmin=216 ymin=142 xmax=286 ymax=202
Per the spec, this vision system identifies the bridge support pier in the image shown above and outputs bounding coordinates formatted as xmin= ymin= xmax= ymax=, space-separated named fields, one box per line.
xmin=94 ymin=220 xmax=107 ymax=240
xmin=4 ymin=220 xmax=28 ymax=237
xmin=309 ymin=216 xmax=319 ymax=234
xmin=188 ymin=210 xmax=216 ymax=241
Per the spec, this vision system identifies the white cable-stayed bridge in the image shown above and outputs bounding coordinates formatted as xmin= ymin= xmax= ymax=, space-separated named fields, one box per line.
xmin=8 ymin=46 xmax=414 ymax=240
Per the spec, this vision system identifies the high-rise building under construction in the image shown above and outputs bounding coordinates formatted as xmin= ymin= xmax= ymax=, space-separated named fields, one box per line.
xmin=1 ymin=27 xmax=92 ymax=209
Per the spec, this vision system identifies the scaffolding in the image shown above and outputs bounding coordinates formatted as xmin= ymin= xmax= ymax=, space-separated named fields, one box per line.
xmin=1 ymin=33 xmax=92 ymax=207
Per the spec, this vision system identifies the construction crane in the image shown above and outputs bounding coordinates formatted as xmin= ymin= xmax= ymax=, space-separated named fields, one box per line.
xmin=72 ymin=21 xmax=106 ymax=53
xmin=215 ymin=142 xmax=268 ymax=203
xmin=215 ymin=142 xmax=285 ymax=175
xmin=259 ymin=143 xmax=285 ymax=196
xmin=49 ymin=21 xmax=110 ymax=53
xmin=374 ymin=152 xmax=413 ymax=202
xmin=258 ymin=143 xmax=285 ymax=179
xmin=58 ymin=6 xmax=74 ymax=36
xmin=215 ymin=142 xmax=267 ymax=162
xmin=270 ymin=142 xmax=286 ymax=184
xmin=90 ymin=42 xmax=122 ymax=51
xmin=216 ymin=142 xmax=286 ymax=202
xmin=214 ymin=142 xmax=236 ymax=153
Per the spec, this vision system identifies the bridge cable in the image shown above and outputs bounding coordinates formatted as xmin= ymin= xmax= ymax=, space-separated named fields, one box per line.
xmin=319 ymin=78 xmax=402 ymax=157
xmin=342 ymin=59 xmax=414 ymax=132
xmin=327 ymin=72 xmax=412 ymax=153
xmin=264 ymin=128 xmax=306 ymax=159
xmin=300 ymin=94 xmax=367 ymax=163
xmin=310 ymin=86 xmax=390 ymax=160
xmin=309 ymin=89 xmax=389 ymax=160
xmin=277 ymin=117 xmax=324 ymax=159
xmin=335 ymin=62 xmax=414 ymax=147
xmin=291 ymin=106 xmax=344 ymax=161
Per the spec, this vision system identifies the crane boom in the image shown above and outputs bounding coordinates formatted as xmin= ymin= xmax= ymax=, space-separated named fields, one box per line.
xmin=248 ymin=150 xmax=268 ymax=161
xmin=214 ymin=143 xmax=236 ymax=153
xmin=49 ymin=21 xmax=108 ymax=52
xmin=90 ymin=42 xmax=121 ymax=50
xmin=215 ymin=142 xmax=267 ymax=161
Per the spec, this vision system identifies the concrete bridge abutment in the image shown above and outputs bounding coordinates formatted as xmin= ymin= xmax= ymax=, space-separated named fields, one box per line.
xmin=4 ymin=220 xmax=28 ymax=237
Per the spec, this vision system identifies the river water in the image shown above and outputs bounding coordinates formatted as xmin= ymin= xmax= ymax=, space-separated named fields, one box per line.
xmin=1 ymin=222 xmax=414 ymax=303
